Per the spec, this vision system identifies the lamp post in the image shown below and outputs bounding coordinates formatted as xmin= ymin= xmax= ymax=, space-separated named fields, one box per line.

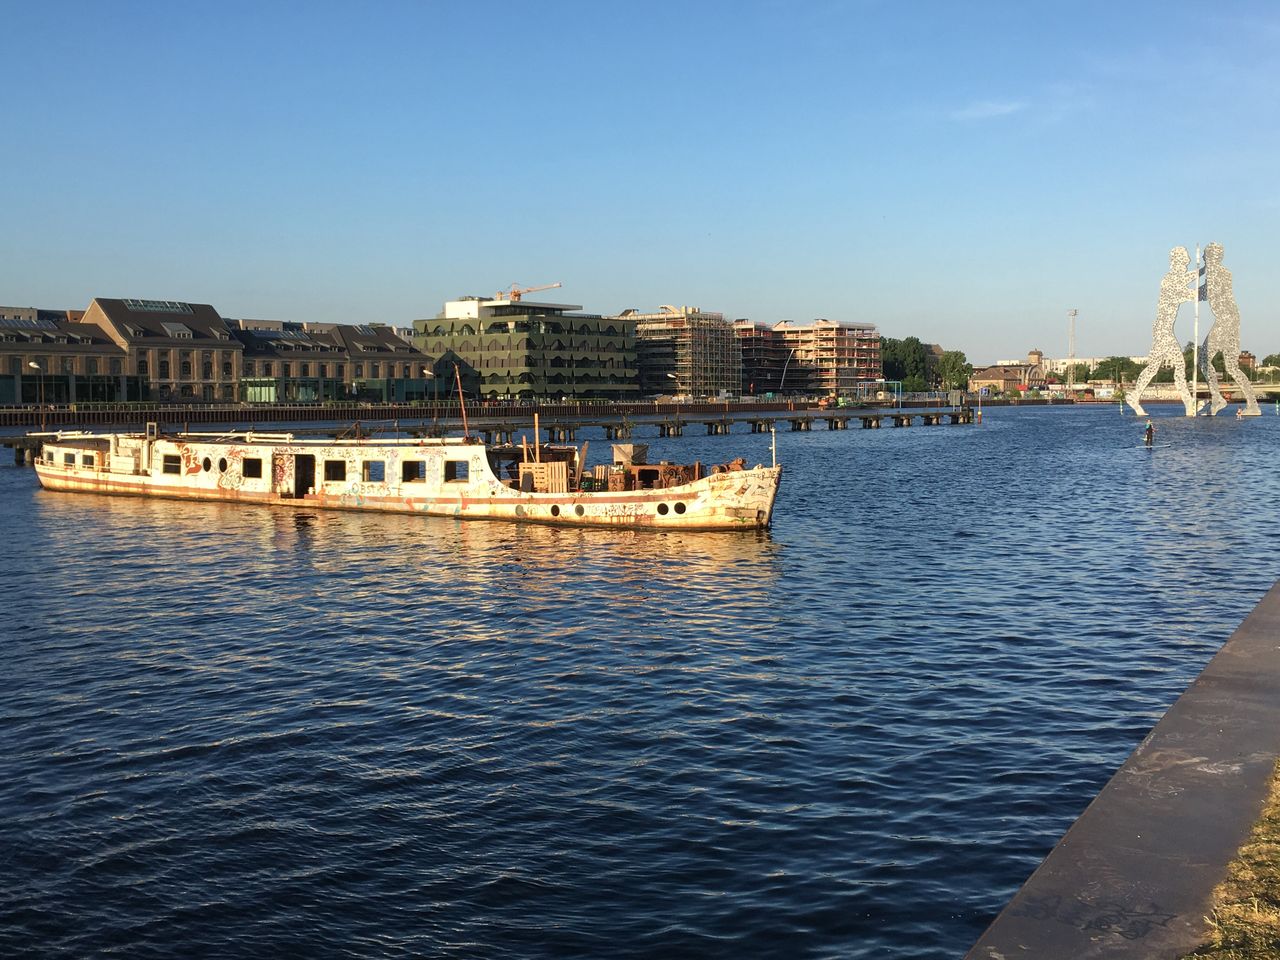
xmin=28 ymin=361 xmax=45 ymax=431
xmin=422 ymin=367 xmax=438 ymax=433
xmin=666 ymin=371 xmax=681 ymax=401
xmin=779 ymin=348 xmax=795 ymax=395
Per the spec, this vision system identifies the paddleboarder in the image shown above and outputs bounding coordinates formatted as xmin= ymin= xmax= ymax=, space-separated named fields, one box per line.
xmin=1144 ymin=420 xmax=1155 ymax=447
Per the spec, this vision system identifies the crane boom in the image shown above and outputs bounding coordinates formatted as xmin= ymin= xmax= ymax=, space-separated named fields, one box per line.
xmin=495 ymin=281 xmax=562 ymax=302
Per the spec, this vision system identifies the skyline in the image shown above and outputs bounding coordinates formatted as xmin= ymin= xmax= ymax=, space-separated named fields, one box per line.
xmin=4 ymin=1 xmax=1278 ymax=363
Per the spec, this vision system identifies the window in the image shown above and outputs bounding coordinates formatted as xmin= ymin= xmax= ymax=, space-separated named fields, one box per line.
xmin=318 ymin=363 xmax=327 ymax=378
xmin=163 ymin=455 xmax=181 ymax=474
xmin=354 ymin=364 xmax=364 ymax=377
xmin=369 ymin=363 xmax=379 ymax=378
xmin=362 ymin=460 xmax=385 ymax=482
xmin=401 ymin=460 xmax=426 ymax=482
xmin=243 ymin=458 xmax=263 ymax=478
xmin=301 ymin=363 xmax=310 ymax=377
xmin=61 ymin=357 xmax=74 ymax=374
xmin=444 ymin=460 xmax=470 ymax=483
xmin=222 ymin=361 xmax=232 ymax=377
xmin=202 ymin=362 xmax=212 ymax=378
xmin=243 ymin=361 xmax=254 ymax=377
xmin=324 ymin=459 xmax=346 ymax=482
xmin=263 ymin=362 xmax=273 ymax=376
xmin=138 ymin=358 xmax=149 ymax=376
xmin=82 ymin=454 xmax=96 ymax=467
xmin=159 ymin=360 xmax=170 ymax=378
xmin=63 ymin=453 xmax=75 ymax=465
xmin=336 ymin=364 xmax=344 ymax=378
xmin=402 ymin=365 xmax=410 ymax=378
xmin=180 ymin=361 xmax=192 ymax=378
xmin=86 ymin=358 xmax=99 ymax=375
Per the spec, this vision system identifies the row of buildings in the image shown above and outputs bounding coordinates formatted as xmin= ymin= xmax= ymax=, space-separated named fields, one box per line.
xmin=1 ymin=295 xmax=885 ymax=405
xmin=969 ymin=348 xmax=1262 ymax=394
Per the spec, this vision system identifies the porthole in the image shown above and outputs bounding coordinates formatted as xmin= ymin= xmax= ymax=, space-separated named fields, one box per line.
xmin=550 ymin=504 xmax=561 ymax=517
xmin=514 ymin=505 xmax=525 ymax=517
xmin=201 ymin=457 xmax=212 ymax=472
xmin=657 ymin=503 xmax=670 ymax=515
xmin=218 ymin=458 xmax=228 ymax=473
xmin=574 ymin=504 xmax=585 ymax=517
xmin=674 ymin=502 xmax=687 ymax=514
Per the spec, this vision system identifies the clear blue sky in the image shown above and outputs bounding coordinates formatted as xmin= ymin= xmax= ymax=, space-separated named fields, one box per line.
xmin=3 ymin=0 xmax=1277 ymax=362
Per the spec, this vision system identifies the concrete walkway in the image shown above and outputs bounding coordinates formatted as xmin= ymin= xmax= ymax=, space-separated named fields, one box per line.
xmin=968 ymin=578 xmax=1280 ymax=958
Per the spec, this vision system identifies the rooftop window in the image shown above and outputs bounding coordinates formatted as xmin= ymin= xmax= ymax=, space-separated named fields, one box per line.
xmin=123 ymin=299 xmax=193 ymax=314
xmin=0 ymin=317 xmax=57 ymax=330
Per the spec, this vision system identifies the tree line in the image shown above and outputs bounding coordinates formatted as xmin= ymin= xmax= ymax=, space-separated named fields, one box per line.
xmin=1062 ymin=346 xmax=1279 ymax=385
xmin=880 ymin=337 xmax=972 ymax=392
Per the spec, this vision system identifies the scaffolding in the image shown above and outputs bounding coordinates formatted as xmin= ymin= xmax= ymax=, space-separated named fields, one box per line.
xmin=624 ymin=306 xmax=742 ymax=398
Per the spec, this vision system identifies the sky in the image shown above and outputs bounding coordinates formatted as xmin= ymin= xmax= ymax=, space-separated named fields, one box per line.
xmin=3 ymin=0 xmax=1278 ymax=363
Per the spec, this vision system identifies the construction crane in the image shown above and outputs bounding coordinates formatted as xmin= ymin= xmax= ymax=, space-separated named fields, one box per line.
xmin=495 ymin=281 xmax=562 ymax=302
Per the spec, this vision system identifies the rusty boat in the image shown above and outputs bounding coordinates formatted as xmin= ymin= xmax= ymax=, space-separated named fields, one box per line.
xmin=30 ymin=425 xmax=781 ymax=531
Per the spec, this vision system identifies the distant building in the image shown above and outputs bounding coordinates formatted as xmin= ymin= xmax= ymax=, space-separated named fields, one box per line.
xmin=969 ymin=362 xmax=1046 ymax=394
xmin=0 ymin=304 xmax=138 ymax=404
xmin=620 ymin=306 xmax=740 ymax=398
xmin=733 ymin=318 xmax=880 ymax=397
xmin=414 ymin=295 xmax=638 ymax=400
xmin=232 ymin=319 xmax=429 ymax=403
xmin=79 ymin=298 xmax=244 ymax=402
xmin=733 ymin=319 xmax=788 ymax=396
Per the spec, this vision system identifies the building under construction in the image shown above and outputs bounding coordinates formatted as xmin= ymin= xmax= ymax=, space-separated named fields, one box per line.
xmin=734 ymin=318 xmax=881 ymax=397
xmin=619 ymin=306 xmax=742 ymax=398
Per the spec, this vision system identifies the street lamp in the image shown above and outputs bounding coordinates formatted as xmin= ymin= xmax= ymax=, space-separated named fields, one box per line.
xmin=779 ymin=348 xmax=795 ymax=394
xmin=28 ymin=361 xmax=46 ymax=431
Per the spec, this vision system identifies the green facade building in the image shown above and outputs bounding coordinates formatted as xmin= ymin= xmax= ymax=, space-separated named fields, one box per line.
xmin=413 ymin=296 xmax=639 ymax=401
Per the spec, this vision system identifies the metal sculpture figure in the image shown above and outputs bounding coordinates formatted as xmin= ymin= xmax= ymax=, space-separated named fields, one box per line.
xmin=1198 ymin=242 xmax=1261 ymax=416
xmin=1128 ymin=247 xmax=1197 ymax=417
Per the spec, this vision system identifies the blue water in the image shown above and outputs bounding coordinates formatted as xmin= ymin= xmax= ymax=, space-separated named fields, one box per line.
xmin=3 ymin=405 xmax=1278 ymax=958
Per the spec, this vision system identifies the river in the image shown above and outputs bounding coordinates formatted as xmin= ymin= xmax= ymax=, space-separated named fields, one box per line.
xmin=3 ymin=405 xmax=1278 ymax=958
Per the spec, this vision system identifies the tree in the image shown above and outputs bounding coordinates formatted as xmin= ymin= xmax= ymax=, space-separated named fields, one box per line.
xmin=936 ymin=350 xmax=973 ymax=390
xmin=882 ymin=336 xmax=928 ymax=385
xmin=1098 ymin=356 xmax=1143 ymax=382
xmin=1262 ymin=353 xmax=1280 ymax=368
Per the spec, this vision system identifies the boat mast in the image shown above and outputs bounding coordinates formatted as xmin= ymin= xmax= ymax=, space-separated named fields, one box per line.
xmin=454 ymin=362 xmax=470 ymax=438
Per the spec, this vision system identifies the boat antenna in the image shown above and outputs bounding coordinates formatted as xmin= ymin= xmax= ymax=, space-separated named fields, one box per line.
xmin=453 ymin=362 xmax=470 ymax=440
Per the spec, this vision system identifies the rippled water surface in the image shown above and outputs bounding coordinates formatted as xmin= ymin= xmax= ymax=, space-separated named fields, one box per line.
xmin=4 ymin=405 xmax=1279 ymax=958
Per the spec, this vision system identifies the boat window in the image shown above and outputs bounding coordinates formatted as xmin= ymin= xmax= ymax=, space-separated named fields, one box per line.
xmin=202 ymin=457 xmax=212 ymax=472
xmin=63 ymin=453 xmax=75 ymax=466
xmin=362 ymin=460 xmax=385 ymax=483
xmin=163 ymin=455 xmax=181 ymax=474
xmin=444 ymin=460 xmax=470 ymax=483
xmin=82 ymin=454 xmax=96 ymax=467
xmin=324 ymin=459 xmax=346 ymax=482
xmin=218 ymin=458 xmax=228 ymax=473
xmin=242 ymin=458 xmax=263 ymax=479
xmin=402 ymin=460 xmax=426 ymax=483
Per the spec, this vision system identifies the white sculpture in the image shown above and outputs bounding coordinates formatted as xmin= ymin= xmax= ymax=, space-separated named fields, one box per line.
xmin=1198 ymin=242 xmax=1261 ymax=416
xmin=1127 ymin=247 xmax=1197 ymax=417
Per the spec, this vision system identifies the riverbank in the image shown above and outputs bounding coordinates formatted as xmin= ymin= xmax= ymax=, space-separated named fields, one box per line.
xmin=968 ymin=578 xmax=1280 ymax=958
